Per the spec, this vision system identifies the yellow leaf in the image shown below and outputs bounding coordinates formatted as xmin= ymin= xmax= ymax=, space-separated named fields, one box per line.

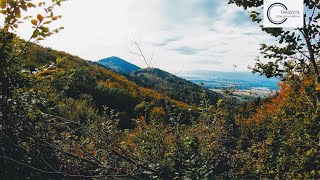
xmin=27 ymin=3 xmax=35 ymax=8
xmin=41 ymin=27 xmax=49 ymax=32
xmin=3 ymin=25 xmax=8 ymax=32
xmin=37 ymin=14 xmax=44 ymax=22
xmin=52 ymin=16 xmax=58 ymax=21
xmin=31 ymin=19 xmax=38 ymax=26
xmin=36 ymin=37 xmax=44 ymax=41
xmin=0 ymin=9 xmax=6 ymax=14
xmin=0 ymin=2 xmax=6 ymax=9
xmin=43 ymin=21 xmax=52 ymax=24
xmin=14 ymin=8 xmax=21 ymax=17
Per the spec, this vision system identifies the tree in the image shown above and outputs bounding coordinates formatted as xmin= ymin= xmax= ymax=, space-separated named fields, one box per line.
xmin=0 ymin=2 xmax=168 ymax=178
xmin=228 ymin=0 xmax=320 ymax=110
xmin=0 ymin=0 xmax=64 ymax=178
xmin=0 ymin=0 xmax=64 ymax=115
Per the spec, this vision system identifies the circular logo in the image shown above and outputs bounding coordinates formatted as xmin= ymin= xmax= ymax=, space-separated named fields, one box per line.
xmin=267 ymin=3 xmax=288 ymax=24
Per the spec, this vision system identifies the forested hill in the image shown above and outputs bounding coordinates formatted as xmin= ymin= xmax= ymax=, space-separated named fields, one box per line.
xmin=98 ymin=56 xmax=141 ymax=74
xmin=2 ymin=0 xmax=320 ymax=179
xmin=130 ymin=68 xmax=221 ymax=105
xmin=23 ymin=45 xmax=194 ymax=128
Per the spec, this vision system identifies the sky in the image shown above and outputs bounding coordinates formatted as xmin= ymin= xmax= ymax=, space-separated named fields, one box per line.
xmin=16 ymin=0 xmax=275 ymax=74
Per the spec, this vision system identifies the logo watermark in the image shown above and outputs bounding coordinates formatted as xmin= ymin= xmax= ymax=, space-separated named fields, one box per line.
xmin=264 ymin=0 xmax=303 ymax=28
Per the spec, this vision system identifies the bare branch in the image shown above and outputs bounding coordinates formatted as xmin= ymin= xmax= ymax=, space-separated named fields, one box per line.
xmin=133 ymin=41 xmax=151 ymax=68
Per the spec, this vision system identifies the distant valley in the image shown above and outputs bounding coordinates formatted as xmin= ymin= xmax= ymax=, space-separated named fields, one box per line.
xmin=93 ymin=57 xmax=280 ymax=102
xmin=181 ymin=71 xmax=279 ymax=91
xmin=94 ymin=57 xmax=280 ymax=101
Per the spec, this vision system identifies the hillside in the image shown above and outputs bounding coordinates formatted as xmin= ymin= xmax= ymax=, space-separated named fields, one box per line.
xmin=2 ymin=1 xmax=320 ymax=179
xmin=130 ymin=68 xmax=221 ymax=105
xmin=98 ymin=56 xmax=140 ymax=74
xmin=23 ymin=45 xmax=192 ymax=128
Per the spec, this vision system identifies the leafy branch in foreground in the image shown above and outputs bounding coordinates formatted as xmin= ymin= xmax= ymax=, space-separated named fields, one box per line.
xmin=229 ymin=0 xmax=320 ymax=110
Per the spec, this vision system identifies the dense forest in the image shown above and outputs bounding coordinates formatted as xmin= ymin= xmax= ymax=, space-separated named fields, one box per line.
xmin=0 ymin=0 xmax=320 ymax=179
xmin=130 ymin=68 xmax=221 ymax=105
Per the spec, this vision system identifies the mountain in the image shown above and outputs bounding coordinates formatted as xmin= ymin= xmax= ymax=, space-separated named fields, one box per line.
xmin=130 ymin=68 xmax=221 ymax=105
xmin=97 ymin=56 xmax=140 ymax=74
xmin=23 ymin=46 xmax=192 ymax=128
xmin=97 ymin=56 xmax=221 ymax=105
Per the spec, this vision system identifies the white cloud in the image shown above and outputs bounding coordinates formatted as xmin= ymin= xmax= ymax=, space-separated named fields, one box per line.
xmin=13 ymin=0 xmax=274 ymax=73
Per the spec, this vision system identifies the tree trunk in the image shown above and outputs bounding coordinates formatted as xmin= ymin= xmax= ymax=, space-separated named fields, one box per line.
xmin=303 ymin=20 xmax=320 ymax=111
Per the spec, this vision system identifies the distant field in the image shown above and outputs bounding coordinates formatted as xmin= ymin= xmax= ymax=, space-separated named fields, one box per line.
xmin=181 ymin=71 xmax=280 ymax=92
xmin=211 ymin=88 xmax=277 ymax=99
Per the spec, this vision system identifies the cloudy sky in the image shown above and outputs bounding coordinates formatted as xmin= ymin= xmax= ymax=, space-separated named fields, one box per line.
xmin=18 ymin=0 xmax=274 ymax=73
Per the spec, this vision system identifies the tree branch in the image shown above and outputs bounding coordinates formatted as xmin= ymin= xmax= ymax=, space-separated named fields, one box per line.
xmin=133 ymin=41 xmax=151 ymax=68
